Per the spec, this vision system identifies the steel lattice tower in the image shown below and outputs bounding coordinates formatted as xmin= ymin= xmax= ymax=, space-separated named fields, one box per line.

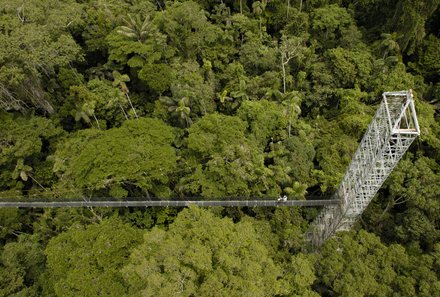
xmin=309 ymin=90 xmax=420 ymax=247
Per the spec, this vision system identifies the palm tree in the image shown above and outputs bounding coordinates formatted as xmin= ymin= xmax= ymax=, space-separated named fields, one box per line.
xmin=12 ymin=159 xmax=47 ymax=191
xmin=379 ymin=33 xmax=400 ymax=59
xmin=160 ymin=96 xmax=192 ymax=128
xmin=70 ymin=86 xmax=102 ymax=129
xmin=117 ymin=14 xmax=152 ymax=43
xmin=281 ymin=92 xmax=301 ymax=137
xmin=265 ymin=90 xmax=301 ymax=137
xmin=252 ymin=0 xmax=267 ymax=37
xmin=230 ymin=79 xmax=249 ymax=101
xmin=74 ymin=102 xmax=101 ymax=130
xmin=112 ymin=71 xmax=138 ymax=119
xmin=175 ymin=97 xmax=192 ymax=128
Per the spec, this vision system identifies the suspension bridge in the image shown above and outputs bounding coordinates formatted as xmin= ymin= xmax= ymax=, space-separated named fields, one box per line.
xmin=0 ymin=198 xmax=339 ymax=208
xmin=0 ymin=90 xmax=420 ymax=246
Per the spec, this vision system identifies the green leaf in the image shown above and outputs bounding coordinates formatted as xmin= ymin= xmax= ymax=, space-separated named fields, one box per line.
xmin=19 ymin=171 xmax=28 ymax=181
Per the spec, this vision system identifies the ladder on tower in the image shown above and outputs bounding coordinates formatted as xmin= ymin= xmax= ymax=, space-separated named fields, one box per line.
xmin=308 ymin=90 xmax=420 ymax=247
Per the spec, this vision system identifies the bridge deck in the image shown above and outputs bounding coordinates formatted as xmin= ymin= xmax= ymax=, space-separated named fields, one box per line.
xmin=0 ymin=199 xmax=339 ymax=208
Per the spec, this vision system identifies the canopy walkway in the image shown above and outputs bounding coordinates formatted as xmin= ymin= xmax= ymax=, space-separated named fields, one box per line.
xmin=0 ymin=198 xmax=339 ymax=208
xmin=0 ymin=90 xmax=420 ymax=247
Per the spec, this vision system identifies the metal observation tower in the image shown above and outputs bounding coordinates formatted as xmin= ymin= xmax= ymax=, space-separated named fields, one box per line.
xmin=0 ymin=91 xmax=419 ymax=246
xmin=308 ymin=90 xmax=420 ymax=246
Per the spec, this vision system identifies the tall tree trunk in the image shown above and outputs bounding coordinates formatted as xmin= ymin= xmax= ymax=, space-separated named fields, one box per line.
xmin=29 ymin=174 xmax=47 ymax=191
xmin=118 ymin=102 xmax=129 ymax=120
xmin=92 ymin=114 xmax=101 ymax=130
xmin=281 ymin=55 xmax=287 ymax=93
xmin=125 ymin=94 xmax=139 ymax=119
xmin=259 ymin=16 xmax=262 ymax=38
xmin=288 ymin=105 xmax=292 ymax=137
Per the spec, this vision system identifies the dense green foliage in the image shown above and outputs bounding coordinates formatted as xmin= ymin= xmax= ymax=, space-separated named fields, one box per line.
xmin=0 ymin=0 xmax=439 ymax=296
